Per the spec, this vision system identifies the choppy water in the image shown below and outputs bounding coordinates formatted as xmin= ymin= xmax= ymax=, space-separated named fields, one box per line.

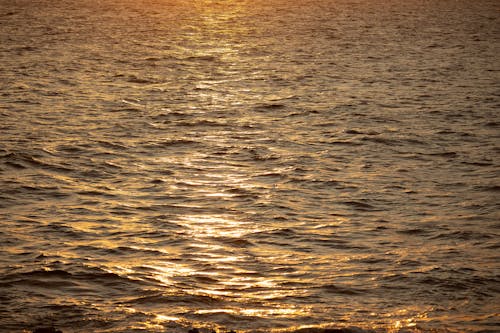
xmin=1 ymin=0 xmax=499 ymax=332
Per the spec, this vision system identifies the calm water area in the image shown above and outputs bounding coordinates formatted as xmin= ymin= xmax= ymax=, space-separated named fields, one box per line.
xmin=1 ymin=0 xmax=499 ymax=332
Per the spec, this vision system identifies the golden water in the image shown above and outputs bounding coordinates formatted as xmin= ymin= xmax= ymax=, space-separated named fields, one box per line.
xmin=1 ymin=0 xmax=499 ymax=332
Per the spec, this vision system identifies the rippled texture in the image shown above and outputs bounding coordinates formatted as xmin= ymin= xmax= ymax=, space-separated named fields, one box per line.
xmin=1 ymin=0 xmax=499 ymax=332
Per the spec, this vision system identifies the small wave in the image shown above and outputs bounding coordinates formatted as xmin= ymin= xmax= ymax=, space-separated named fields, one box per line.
xmin=327 ymin=140 xmax=362 ymax=146
xmin=224 ymin=188 xmax=260 ymax=200
xmin=462 ymin=161 xmax=494 ymax=167
xmin=286 ymin=178 xmax=344 ymax=190
xmin=360 ymin=136 xmax=399 ymax=146
xmin=338 ymin=201 xmax=378 ymax=211
xmin=127 ymin=292 xmax=222 ymax=306
xmin=126 ymin=75 xmax=160 ymax=84
xmin=258 ymin=327 xmax=376 ymax=333
xmin=76 ymin=190 xmax=116 ymax=198
xmin=313 ymin=237 xmax=366 ymax=250
xmin=144 ymin=139 xmax=201 ymax=148
xmin=3 ymin=269 xmax=73 ymax=282
xmin=343 ymin=129 xmax=364 ymax=135
xmin=484 ymin=121 xmax=499 ymax=127
xmin=425 ymin=151 xmax=458 ymax=158
xmin=252 ymin=172 xmax=288 ymax=181
xmin=396 ymin=228 xmax=430 ymax=235
xmin=114 ymin=246 xmax=165 ymax=256
xmin=251 ymin=228 xmax=297 ymax=239
xmin=184 ymin=55 xmax=218 ymax=62
xmin=0 ymin=151 xmax=72 ymax=173
xmin=13 ymin=45 xmax=38 ymax=52
xmin=170 ymin=120 xmax=230 ymax=128
xmin=430 ymin=230 xmax=494 ymax=241
xmin=55 ymin=144 xmax=88 ymax=154
xmin=321 ymin=284 xmax=368 ymax=296
xmin=94 ymin=140 xmax=129 ymax=151
xmin=152 ymin=111 xmax=191 ymax=120
xmin=38 ymin=223 xmax=89 ymax=239
xmin=476 ymin=185 xmax=500 ymax=192
xmin=254 ymin=103 xmax=287 ymax=111
xmin=210 ymin=236 xmax=254 ymax=248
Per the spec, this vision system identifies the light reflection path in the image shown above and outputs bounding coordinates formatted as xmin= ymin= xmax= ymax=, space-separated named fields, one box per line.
xmin=130 ymin=0 xmax=314 ymax=316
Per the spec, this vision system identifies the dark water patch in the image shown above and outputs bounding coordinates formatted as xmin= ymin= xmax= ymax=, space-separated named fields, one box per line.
xmin=250 ymin=228 xmax=297 ymax=239
xmin=396 ymin=228 xmax=431 ymax=236
xmin=10 ymin=99 xmax=41 ymax=107
xmin=344 ymin=129 xmax=364 ymax=135
xmin=174 ymin=119 xmax=229 ymax=128
xmin=360 ymin=136 xmax=400 ymax=146
xmin=149 ymin=178 xmax=165 ymax=184
xmin=415 ymin=275 xmax=487 ymax=293
xmin=153 ymin=168 xmax=175 ymax=176
xmin=254 ymin=103 xmax=287 ymax=111
xmin=380 ymin=273 xmax=411 ymax=284
xmin=73 ymin=269 xmax=152 ymax=290
xmin=152 ymin=111 xmax=192 ymax=121
xmin=4 ymin=160 xmax=27 ymax=169
xmin=425 ymin=151 xmax=458 ymax=158
xmin=1 ymin=11 xmax=17 ymax=17
xmin=474 ymin=185 xmax=500 ymax=192
xmin=483 ymin=121 xmax=498 ymax=127
xmin=462 ymin=161 xmax=494 ymax=167
xmin=396 ymin=259 xmax=422 ymax=267
xmin=211 ymin=236 xmax=254 ymax=248
xmin=77 ymin=168 xmax=114 ymax=179
xmin=313 ymin=121 xmax=337 ymax=128
xmin=325 ymin=140 xmax=362 ymax=146
xmin=113 ymin=246 xmax=166 ymax=257
xmin=93 ymin=140 xmax=129 ymax=151
xmin=0 ymin=152 xmax=72 ymax=173
xmin=431 ymin=230 xmax=494 ymax=241
xmin=292 ymin=328 xmax=378 ymax=333
xmin=338 ymin=201 xmax=378 ymax=211
xmin=16 ymin=185 xmax=71 ymax=199
xmin=13 ymin=45 xmax=38 ymax=53
xmin=53 ymin=145 xmax=87 ymax=157
xmin=436 ymin=129 xmax=458 ymax=135
xmin=37 ymin=223 xmax=89 ymax=240
xmin=126 ymin=75 xmax=160 ymax=84
xmin=184 ymin=55 xmax=218 ymax=62
xmin=2 ymin=269 xmax=73 ymax=283
xmin=110 ymin=106 xmax=144 ymax=113
xmin=240 ymin=147 xmax=281 ymax=161
xmin=32 ymin=327 xmax=63 ymax=333
xmin=191 ymin=274 xmax=220 ymax=284
xmin=76 ymin=190 xmax=116 ymax=198
xmin=224 ymin=187 xmax=261 ymax=200
xmin=313 ymin=237 xmax=368 ymax=250
xmin=143 ymin=218 xmax=184 ymax=230
xmin=347 ymin=256 xmax=392 ymax=265
xmin=320 ymin=284 xmax=368 ymax=296
xmin=127 ymin=292 xmax=223 ymax=306
xmin=143 ymin=139 xmax=201 ymax=148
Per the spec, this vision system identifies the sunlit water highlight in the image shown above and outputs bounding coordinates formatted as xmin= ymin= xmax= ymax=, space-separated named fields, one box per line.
xmin=1 ymin=0 xmax=499 ymax=332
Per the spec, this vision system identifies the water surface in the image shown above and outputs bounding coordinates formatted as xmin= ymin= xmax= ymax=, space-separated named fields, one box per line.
xmin=1 ymin=0 xmax=499 ymax=332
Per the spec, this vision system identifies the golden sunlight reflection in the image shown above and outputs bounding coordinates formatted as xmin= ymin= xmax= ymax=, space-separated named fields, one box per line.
xmin=194 ymin=306 xmax=309 ymax=318
xmin=155 ymin=314 xmax=181 ymax=322
xmin=386 ymin=309 xmax=429 ymax=333
xmin=145 ymin=263 xmax=196 ymax=286
xmin=178 ymin=214 xmax=258 ymax=238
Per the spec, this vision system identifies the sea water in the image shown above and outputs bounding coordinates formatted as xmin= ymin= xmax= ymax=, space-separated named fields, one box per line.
xmin=0 ymin=0 xmax=499 ymax=332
